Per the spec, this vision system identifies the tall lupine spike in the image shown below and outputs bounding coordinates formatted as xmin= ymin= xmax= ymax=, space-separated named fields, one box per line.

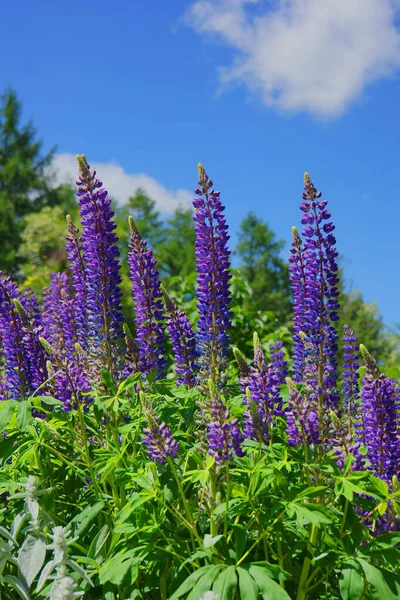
xmin=359 ymin=344 xmax=400 ymax=481
xmin=288 ymin=226 xmax=307 ymax=382
xmin=162 ymin=285 xmax=199 ymax=387
xmin=42 ymin=273 xmax=76 ymax=359
xmin=342 ymin=325 xmax=360 ymax=426
xmin=128 ymin=216 xmax=166 ymax=376
xmin=193 ymin=163 xmax=232 ymax=381
xmin=75 ymin=155 xmax=124 ymax=371
xmin=66 ymin=215 xmax=88 ymax=349
xmin=13 ymin=299 xmax=49 ymax=395
xmin=0 ymin=274 xmax=29 ymax=399
xmin=289 ymin=174 xmax=340 ymax=439
xmin=286 ymin=377 xmax=320 ymax=448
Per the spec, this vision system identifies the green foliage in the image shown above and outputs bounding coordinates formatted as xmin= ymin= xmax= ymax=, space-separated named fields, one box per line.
xmin=0 ymin=89 xmax=70 ymax=275
xmin=1 ymin=376 xmax=399 ymax=599
xmin=234 ymin=212 xmax=292 ymax=325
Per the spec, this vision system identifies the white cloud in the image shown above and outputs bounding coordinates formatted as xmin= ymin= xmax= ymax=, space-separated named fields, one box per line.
xmin=183 ymin=0 xmax=400 ymax=117
xmin=50 ymin=153 xmax=192 ymax=214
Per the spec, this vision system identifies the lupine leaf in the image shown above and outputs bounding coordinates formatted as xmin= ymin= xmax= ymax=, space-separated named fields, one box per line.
xmin=339 ymin=559 xmax=364 ymax=600
xmin=212 ymin=565 xmax=237 ymax=599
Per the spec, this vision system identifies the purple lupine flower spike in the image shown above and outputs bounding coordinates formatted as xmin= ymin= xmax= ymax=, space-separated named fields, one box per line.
xmin=289 ymin=174 xmax=340 ymax=440
xmin=207 ymin=395 xmax=244 ymax=464
xmin=142 ymin=411 xmax=178 ymax=463
xmin=193 ymin=164 xmax=232 ymax=380
xmin=162 ymin=286 xmax=199 ymax=387
xmin=360 ymin=345 xmax=400 ymax=481
xmin=239 ymin=334 xmax=286 ymax=444
xmin=286 ymin=378 xmax=320 ymax=448
xmin=0 ymin=274 xmax=28 ymax=399
xmin=342 ymin=325 xmax=360 ymax=426
xmin=76 ymin=155 xmax=124 ymax=371
xmin=13 ymin=299 xmax=49 ymax=395
xmin=270 ymin=340 xmax=287 ymax=385
xmin=128 ymin=216 xmax=166 ymax=376
xmin=66 ymin=215 xmax=88 ymax=349
xmin=42 ymin=273 xmax=76 ymax=359
xmin=288 ymin=226 xmax=307 ymax=382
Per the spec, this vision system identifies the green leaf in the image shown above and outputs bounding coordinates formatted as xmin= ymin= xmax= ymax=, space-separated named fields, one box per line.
xmin=204 ymin=534 xmax=223 ymax=549
xmin=186 ymin=566 xmax=224 ymax=600
xmin=212 ymin=565 xmax=238 ymax=600
xmin=70 ymin=501 xmax=105 ymax=537
xmin=292 ymin=504 xmax=332 ymax=525
xmin=88 ymin=524 xmax=109 ymax=559
xmin=294 ymin=486 xmax=328 ymax=501
xmin=0 ymin=400 xmax=16 ymax=430
xmin=169 ymin=566 xmax=215 ymax=600
xmin=31 ymin=396 xmax=63 ymax=406
xmin=18 ymin=534 xmax=46 ymax=586
xmin=339 ymin=559 xmax=364 ymax=600
xmin=99 ymin=553 xmax=134 ymax=586
xmin=17 ymin=401 xmax=32 ymax=432
xmin=237 ymin=567 xmax=260 ymax=600
xmin=358 ymin=559 xmax=397 ymax=600
xmin=248 ymin=566 xmax=291 ymax=600
xmin=3 ymin=575 xmax=31 ymax=600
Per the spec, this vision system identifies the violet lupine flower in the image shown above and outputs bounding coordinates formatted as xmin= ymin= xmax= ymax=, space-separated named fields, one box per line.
xmin=207 ymin=396 xmax=244 ymax=464
xmin=128 ymin=217 xmax=166 ymax=376
xmin=289 ymin=174 xmax=340 ymax=433
xmin=142 ymin=412 xmax=178 ymax=464
xmin=66 ymin=215 xmax=87 ymax=349
xmin=193 ymin=164 xmax=232 ymax=378
xmin=342 ymin=325 xmax=360 ymax=425
xmin=0 ymin=275 xmax=31 ymax=399
xmin=75 ymin=155 xmax=124 ymax=369
xmin=13 ymin=299 xmax=49 ymax=395
xmin=42 ymin=273 xmax=76 ymax=359
xmin=360 ymin=345 xmax=400 ymax=482
xmin=162 ymin=287 xmax=199 ymax=387
xmin=285 ymin=378 xmax=320 ymax=447
xmin=241 ymin=334 xmax=286 ymax=443
xmin=288 ymin=226 xmax=307 ymax=382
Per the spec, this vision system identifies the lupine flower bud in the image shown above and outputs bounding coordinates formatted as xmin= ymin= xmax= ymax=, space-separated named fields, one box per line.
xmin=193 ymin=164 xmax=232 ymax=379
xmin=128 ymin=216 xmax=166 ymax=376
xmin=162 ymin=286 xmax=199 ymax=386
xmin=286 ymin=378 xmax=320 ymax=447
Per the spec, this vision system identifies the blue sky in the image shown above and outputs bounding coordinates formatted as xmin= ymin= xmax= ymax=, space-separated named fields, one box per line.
xmin=1 ymin=0 xmax=400 ymax=327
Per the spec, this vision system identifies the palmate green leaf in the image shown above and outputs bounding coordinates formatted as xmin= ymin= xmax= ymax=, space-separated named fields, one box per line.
xmin=70 ymin=501 xmax=105 ymax=538
xmin=339 ymin=559 xmax=364 ymax=600
xmin=186 ymin=565 xmax=224 ymax=600
xmin=169 ymin=566 xmax=215 ymax=600
xmin=237 ymin=567 xmax=260 ymax=600
xmin=212 ymin=565 xmax=237 ymax=599
xmin=17 ymin=401 xmax=32 ymax=432
xmin=0 ymin=400 xmax=17 ymax=430
xmin=358 ymin=559 xmax=397 ymax=600
xmin=291 ymin=504 xmax=332 ymax=525
xmin=293 ymin=486 xmax=328 ymax=501
xmin=247 ymin=565 xmax=291 ymax=600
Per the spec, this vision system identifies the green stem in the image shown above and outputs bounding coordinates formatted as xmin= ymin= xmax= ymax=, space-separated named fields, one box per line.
xmin=224 ymin=462 xmax=231 ymax=537
xmin=210 ymin=464 xmax=218 ymax=536
xmin=296 ymin=523 xmax=319 ymax=600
